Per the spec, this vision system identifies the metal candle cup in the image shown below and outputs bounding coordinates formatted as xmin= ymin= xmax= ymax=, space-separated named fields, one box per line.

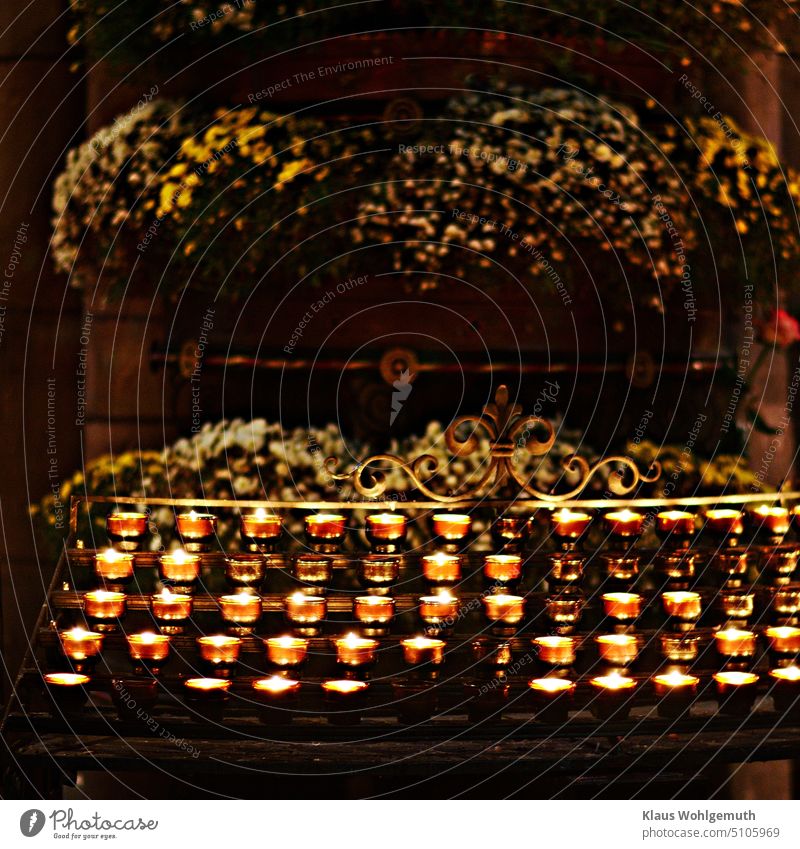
xmin=264 ymin=635 xmax=309 ymax=670
xmin=94 ymin=548 xmax=134 ymax=586
xmin=545 ymin=594 xmax=583 ymax=631
xmin=422 ymin=552 xmax=461 ymax=586
xmin=358 ymin=554 xmax=400 ymax=593
xmin=252 ymin=677 xmax=301 ymax=724
xmin=660 ymin=632 xmax=700 ymax=663
xmin=159 ymin=549 xmax=201 ymax=589
xmin=392 ymin=680 xmax=439 ymax=724
xmin=354 ymin=595 xmax=395 ymax=631
xmin=528 ymin=677 xmax=576 ymax=723
xmin=750 ymin=505 xmax=790 ymax=536
xmin=662 ymin=591 xmax=703 ymax=623
xmin=714 ymin=670 xmax=759 ymax=714
xmin=432 ymin=513 xmax=472 ymax=541
xmin=761 ymin=547 xmax=800 ymax=583
xmin=492 ymin=515 xmax=529 ymax=551
xmin=106 ymin=511 xmax=148 ymax=544
xmin=482 ymin=593 xmax=525 ymax=625
xmin=483 ymin=554 xmax=523 ymax=585
xmin=322 ymin=679 xmax=369 ymax=724
xmin=419 ymin=592 xmax=460 ymax=632
xmin=83 ymin=590 xmax=126 ymax=631
xmin=240 ymin=508 xmax=282 ymax=544
xmin=601 ymin=552 xmax=640 ymax=581
xmin=183 ymin=678 xmax=231 ymax=721
xmin=197 ymin=635 xmax=242 ymax=675
xmin=550 ymin=508 xmax=592 ymax=542
xmin=43 ymin=672 xmax=91 ymax=715
xmin=305 ymin=513 xmax=346 ymax=542
xmin=59 ymin=627 xmax=103 ymax=672
xmin=471 ymin=639 xmax=513 ymax=672
xmin=464 ymin=679 xmax=511 ymax=722
xmin=224 ymin=553 xmax=266 ymax=590
xmin=653 ymin=671 xmax=700 ymax=718
xmin=176 ymin=511 xmax=217 ymax=550
xmin=548 ymin=552 xmax=585 ymax=584
xmin=533 ymin=635 xmax=576 ymax=667
xmin=768 ymin=666 xmax=800 ymax=714
xmin=219 ymin=593 xmax=262 ymax=633
xmin=284 ymin=592 xmax=326 ymax=635
xmin=334 ymin=632 xmax=379 ymax=669
xmin=589 ymin=672 xmax=637 ymax=720
xmin=365 ymin=512 xmax=407 ymax=544
xmin=704 ymin=509 xmax=744 ymax=539
xmin=151 ymin=589 xmax=193 ymax=633
xmin=126 ymin=632 xmax=170 ymax=672
xmin=293 ymin=554 xmax=333 ymax=593
xmin=719 ymin=591 xmax=754 ymax=623
xmin=596 ymin=633 xmax=638 ymax=667
xmin=655 ymin=510 xmax=696 ymax=540
xmin=655 ymin=551 xmax=697 ymax=584
xmin=765 ymin=626 xmax=800 ymax=657
xmin=401 ymin=636 xmax=445 ymax=667
xmin=603 ymin=509 xmax=644 ymax=538
xmin=602 ymin=592 xmax=643 ymax=623
xmin=773 ymin=587 xmax=800 ymax=617
xmin=715 ymin=628 xmax=757 ymax=660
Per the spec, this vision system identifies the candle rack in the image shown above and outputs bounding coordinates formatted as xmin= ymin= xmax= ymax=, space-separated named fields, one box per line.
xmin=4 ymin=385 xmax=800 ymax=797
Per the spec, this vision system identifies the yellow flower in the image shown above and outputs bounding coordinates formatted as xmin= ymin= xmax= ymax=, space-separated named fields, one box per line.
xmin=276 ymin=158 xmax=309 ymax=186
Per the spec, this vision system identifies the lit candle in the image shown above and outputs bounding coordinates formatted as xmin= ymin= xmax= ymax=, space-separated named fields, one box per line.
xmin=354 ymin=595 xmax=395 ymax=627
xmin=401 ymin=636 xmax=446 ymax=666
xmin=528 ymin=677 xmax=576 ymax=723
xmin=219 ymin=593 xmax=262 ymax=628
xmin=765 ymin=626 xmax=800 ymax=655
xmin=662 ymin=590 xmax=703 ymax=622
xmin=713 ymin=670 xmax=759 ymax=714
xmin=293 ymin=554 xmax=333 ymax=589
xmin=322 ymin=679 xmax=369 ymax=724
xmin=333 ymin=632 xmax=379 ymax=667
xmin=421 ymin=552 xmax=461 ymax=584
xmin=714 ymin=627 xmax=757 ymax=659
xmin=264 ymin=635 xmax=309 ymax=669
xmin=750 ymin=504 xmax=790 ymax=536
xmin=603 ymin=509 xmax=644 ymax=538
xmin=184 ymin=677 xmax=231 ymax=694
xmin=126 ymin=631 xmax=170 ymax=663
xmin=183 ymin=678 xmax=231 ymax=718
xmin=151 ymin=589 xmax=193 ymax=624
xmin=197 ymin=634 xmax=242 ymax=666
xmin=482 ymin=593 xmax=525 ymax=625
xmin=704 ymin=508 xmax=744 ymax=537
xmin=159 ymin=549 xmax=201 ymax=584
xmin=768 ymin=665 xmax=800 ymax=713
xmin=252 ymin=676 xmax=301 ymax=723
xmin=94 ymin=548 xmax=134 ymax=583
xmin=365 ymin=512 xmax=408 ymax=542
xmin=305 ymin=513 xmax=346 ymax=541
xmin=588 ymin=671 xmax=638 ymax=720
xmin=43 ymin=672 xmax=91 ymax=713
xmin=176 ymin=510 xmax=217 ymax=539
xmin=106 ymin=511 xmax=148 ymax=541
xmin=83 ymin=589 xmax=126 ymax=623
xmin=655 ymin=510 xmax=696 ymax=537
xmin=483 ymin=554 xmax=523 ymax=583
xmin=240 ymin=507 xmax=282 ymax=542
xmin=596 ymin=633 xmax=638 ymax=666
xmin=652 ymin=670 xmax=700 ymax=718
xmin=284 ymin=592 xmax=327 ymax=630
xmin=432 ymin=513 xmax=472 ymax=541
xmin=532 ymin=635 xmax=576 ymax=666
xmin=550 ymin=508 xmax=592 ymax=539
xmin=58 ymin=627 xmax=104 ymax=662
xmin=224 ymin=553 xmax=266 ymax=589
xmin=602 ymin=592 xmax=643 ymax=622
xmin=44 ymin=671 xmax=90 ymax=688
xmin=419 ymin=592 xmax=460 ymax=626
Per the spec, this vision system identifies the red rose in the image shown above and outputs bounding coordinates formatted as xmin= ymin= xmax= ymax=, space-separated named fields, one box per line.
xmin=759 ymin=309 xmax=800 ymax=347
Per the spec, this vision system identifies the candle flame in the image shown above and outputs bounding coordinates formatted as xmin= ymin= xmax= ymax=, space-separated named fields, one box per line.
xmin=322 ymin=679 xmax=367 ymax=694
xmin=657 ymin=510 xmax=694 ymax=520
xmin=706 ymin=508 xmax=742 ymax=518
xmin=402 ymin=636 xmax=445 ymax=649
xmin=591 ymin=671 xmax=636 ymax=690
xmin=534 ymin=635 xmax=574 ymax=648
xmin=267 ymin=635 xmax=307 ymax=648
xmin=716 ymin=627 xmax=753 ymax=640
xmin=766 ymin=626 xmax=800 ymax=639
xmin=185 ymin=678 xmax=231 ymax=692
xmin=714 ymin=671 xmax=758 ymax=685
xmin=171 ymin=548 xmax=188 ymax=565
xmin=770 ymin=666 xmax=800 ymax=681
xmin=254 ymin=507 xmax=268 ymax=520
xmin=553 ymin=508 xmax=589 ymax=521
xmin=64 ymin=627 xmax=92 ymax=640
xmin=44 ymin=672 xmax=90 ymax=686
xmin=254 ymin=676 xmax=299 ymax=693
xmin=597 ymin=633 xmax=637 ymax=646
xmin=663 ymin=591 xmax=700 ymax=603
xmin=199 ymin=635 xmax=240 ymax=648
xmin=607 ymin=508 xmax=641 ymax=521
xmin=654 ymin=671 xmax=699 ymax=687
xmin=755 ymin=504 xmax=788 ymax=517
xmin=529 ymin=677 xmax=574 ymax=693
xmin=129 ymin=631 xmax=167 ymax=645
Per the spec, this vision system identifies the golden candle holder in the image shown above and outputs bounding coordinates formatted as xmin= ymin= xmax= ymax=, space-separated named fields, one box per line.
xmin=111 ymin=676 xmax=158 ymax=722
xmin=588 ymin=672 xmax=638 ymax=720
xmin=482 ymin=593 xmax=525 ymax=634
xmin=365 ymin=512 xmax=408 ymax=553
xmin=491 ymin=514 xmax=529 ymax=553
xmin=219 ymin=593 xmax=262 ymax=635
xmin=749 ymin=504 xmax=790 ymax=540
xmin=284 ymin=592 xmax=326 ymax=636
xmin=463 ymin=679 xmax=510 ymax=723
xmin=354 ymin=595 xmax=395 ymax=636
xmin=719 ymin=590 xmax=754 ymax=625
xmin=714 ymin=627 xmax=757 ymax=663
xmin=713 ymin=670 xmax=759 ymax=715
xmin=421 ymin=552 xmax=461 ymax=591
xmin=654 ymin=551 xmax=697 ymax=586
xmin=483 ymin=554 xmax=523 ymax=588
xmin=761 ymin=546 xmax=800 ymax=585
xmin=431 ymin=512 xmax=472 ymax=545
xmin=600 ymin=552 xmax=640 ymax=582
xmin=601 ymin=592 xmax=643 ymax=624
xmin=470 ymin=638 xmax=513 ymax=673
xmin=305 ymin=513 xmax=346 ymax=552
xmin=358 ymin=554 xmax=401 ymax=594
xmin=264 ymin=635 xmax=310 ymax=672
xmin=158 ymin=549 xmax=201 ymax=593
xmin=252 ymin=677 xmax=301 ymax=724
xmin=419 ymin=592 xmax=460 ymax=636
xmin=661 ymin=591 xmax=703 ymax=625
xmin=768 ymin=665 xmax=800 ymax=714
xmin=544 ymin=593 xmax=583 ymax=633
xmin=528 ymin=677 xmax=575 ymax=723
xmin=175 ymin=511 xmax=217 ymax=552
xmin=58 ymin=627 xmax=104 ymax=673
xmin=704 ymin=509 xmax=744 ymax=544
xmin=401 ymin=636 xmax=446 ymax=671
xmin=392 ymin=679 xmax=440 ymax=724
xmin=765 ymin=625 xmax=800 ymax=658
xmin=772 ymin=586 xmax=800 ymax=619
xmin=652 ymin=671 xmax=700 ymax=718
xmin=126 ymin=631 xmax=171 ymax=675
xmin=293 ymin=554 xmax=334 ymax=594
xmin=183 ymin=677 xmax=231 ymax=722
xmin=532 ymin=635 xmax=576 ymax=668
xmin=712 ymin=549 xmax=750 ymax=588
xmin=322 ymin=679 xmax=369 ymax=724
xmin=94 ymin=548 xmax=134 ymax=589
xmin=197 ymin=635 xmax=242 ymax=677
xmin=547 ymin=551 xmax=586 ymax=586
xmin=43 ymin=672 xmax=91 ymax=717
xmin=224 ymin=553 xmax=266 ymax=591
xmin=659 ymin=632 xmax=700 ymax=664
xmin=596 ymin=633 xmax=639 ymax=668
xmin=603 ymin=509 xmax=644 ymax=541
xmin=151 ymin=589 xmax=193 ymax=634
xmin=240 ymin=508 xmax=282 ymax=550
xmin=106 ymin=511 xmax=148 ymax=551
xmin=83 ymin=590 xmax=126 ymax=632
xmin=549 ymin=508 xmax=592 ymax=550
xmin=333 ymin=632 xmax=380 ymax=672
xmin=655 ymin=510 xmax=696 ymax=544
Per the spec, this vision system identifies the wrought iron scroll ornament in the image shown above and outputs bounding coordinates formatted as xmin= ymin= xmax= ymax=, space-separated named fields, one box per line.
xmin=326 ymin=385 xmax=661 ymax=503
